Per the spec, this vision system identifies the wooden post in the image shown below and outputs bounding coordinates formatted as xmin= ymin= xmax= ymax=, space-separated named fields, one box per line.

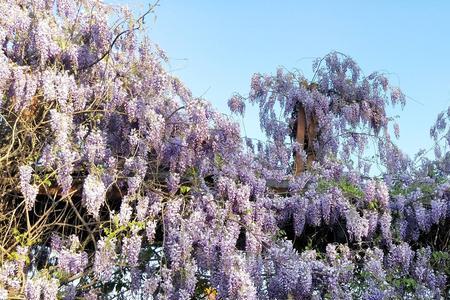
xmin=294 ymin=104 xmax=317 ymax=176
xmin=295 ymin=104 xmax=306 ymax=176
xmin=306 ymin=114 xmax=317 ymax=167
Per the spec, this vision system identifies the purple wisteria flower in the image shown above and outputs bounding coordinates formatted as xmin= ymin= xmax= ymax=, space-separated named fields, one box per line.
xmin=93 ymin=237 xmax=117 ymax=282
xmin=227 ymin=94 xmax=246 ymax=116
xmin=19 ymin=165 xmax=38 ymax=211
xmin=82 ymin=174 xmax=106 ymax=219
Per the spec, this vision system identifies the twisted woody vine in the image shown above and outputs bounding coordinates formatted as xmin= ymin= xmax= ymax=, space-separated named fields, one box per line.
xmin=0 ymin=1 xmax=449 ymax=299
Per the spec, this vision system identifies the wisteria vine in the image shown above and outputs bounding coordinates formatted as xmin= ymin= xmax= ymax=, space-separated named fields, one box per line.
xmin=0 ymin=1 xmax=449 ymax=299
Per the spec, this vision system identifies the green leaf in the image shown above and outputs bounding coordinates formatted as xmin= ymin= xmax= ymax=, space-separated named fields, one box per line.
xmin=214 ymin=153 xmax=224 ymax=168
xmin=180 ymin=185 xmax=191 ymax=195
xmin=338 ymin=179 xmax=364 ymax=199
xmin=368 ymin=200 xmax=379 ymax=210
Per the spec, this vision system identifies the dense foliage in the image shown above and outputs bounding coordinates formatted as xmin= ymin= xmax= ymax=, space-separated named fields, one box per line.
xmin=0 ymin=1 xmax=449 ymax=299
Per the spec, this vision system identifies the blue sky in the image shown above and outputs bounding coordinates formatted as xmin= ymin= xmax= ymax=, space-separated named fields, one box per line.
xmin=114 ymin=0 xmax=450 ymax=157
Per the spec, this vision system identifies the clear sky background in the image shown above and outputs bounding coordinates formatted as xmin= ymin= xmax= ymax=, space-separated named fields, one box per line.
xmin=113 ymin=0 xmax=450 ymax=158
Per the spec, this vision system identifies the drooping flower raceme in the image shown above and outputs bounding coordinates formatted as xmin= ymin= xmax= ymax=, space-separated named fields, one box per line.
xmin=93 ymin=237 xmax=117 ymax=283
xmin=82 ymin=174 xmax=106 ymax=219
xmin=19 ymin=165 xmax=38 ymax=211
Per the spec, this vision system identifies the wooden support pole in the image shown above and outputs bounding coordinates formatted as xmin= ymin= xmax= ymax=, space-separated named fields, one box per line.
xmin=294 ymin=102 xmax=318 ymax=176
xmin=295 ymin=104 xmax=306 ymax=176
xmin=307 ymin=114 xmax=317 ymax=167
